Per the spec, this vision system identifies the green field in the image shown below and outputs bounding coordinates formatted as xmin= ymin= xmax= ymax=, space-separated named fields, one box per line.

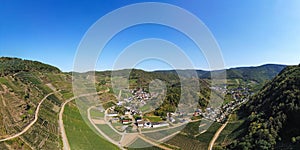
xmin=166 ymin=134 xmax=207 ymax=150
xmin=165 ymin=121 xmax=221 ymax=149
xmin=144 ymin=116 xmax=162 ymax=122
xmin=90 ymin=108 xmax=105 ymax=118
xmin=63 ymin=104 xmax=119 ymax=150
xmin=96 ymin=124 xmax=122 ymax=141
xmin=144 ymin=125 xmax=184 ymax=140
xmin=128 ymin=137 xmax=153 ymax=149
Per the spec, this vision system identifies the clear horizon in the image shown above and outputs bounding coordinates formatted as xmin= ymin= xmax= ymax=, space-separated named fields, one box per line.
xmin=0 ymin=56 xmax=289 ymax=73
xmin=1 ymin=0 xmax=300 ymax=72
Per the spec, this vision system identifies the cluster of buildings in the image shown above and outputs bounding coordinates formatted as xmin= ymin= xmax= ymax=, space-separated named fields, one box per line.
xmin=194 ymin=86 xmax=251 ymax=123
xmin=118 ymin=88 xmax=152 ymax=107
xmin=106 ymin=105 xmax=171 ymax=129
xmin=132 ymin=88 xmax=151 ymax=100
xmin=105 ymin=88 xmax=172 ymax=130
xmin=105 ymin=85 xmax=252 ymax=132
xmin=136 ymin=119 xmax=169 ymax=128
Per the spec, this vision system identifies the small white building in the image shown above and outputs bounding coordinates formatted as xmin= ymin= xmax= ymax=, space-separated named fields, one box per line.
xmin=125 ymin=111 xmax=131 ymax=115
xmin=169 ymin=117 xmax=175 ymax=123
xmin=117 ymin=101 xmax=124 ymax=106
xmin=152 ymin=122 xmax=169 ymax=128
xmin=107 ymin=113 xmax=118 ymax=117
xmin=137 ymin=121 xmax=144 ymax=127
xmin=122 ymin=120 xmax=130 ymax=125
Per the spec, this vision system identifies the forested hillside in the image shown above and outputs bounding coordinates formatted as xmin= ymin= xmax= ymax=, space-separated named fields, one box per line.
xmin=0 ymin=57 xmax=60 ymax=76
xmin=221 ymin=64 xmax=285 ymax=83
xmin=227 ymin=65 xmax=300 ymax=149
xmin=155 ymin=64 xmax=286 ymax=84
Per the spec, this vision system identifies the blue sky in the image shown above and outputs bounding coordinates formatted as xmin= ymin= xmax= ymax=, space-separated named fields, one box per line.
xmin=1 ymin=0 xmax=299 ymax=71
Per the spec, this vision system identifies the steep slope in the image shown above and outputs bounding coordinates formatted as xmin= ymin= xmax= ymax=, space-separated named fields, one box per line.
xmin=0 ymin=57 xmax=61 ymax=76
xmin=226 ymin=65 xmax=300 ymax=149
xmin=0 ymin=57 xmax=73 ymax=149
xmin=227 ymin=64 xmax=286 ymax=83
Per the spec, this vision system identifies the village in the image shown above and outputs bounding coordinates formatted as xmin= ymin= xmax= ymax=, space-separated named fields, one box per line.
xmin=195 ymin=86 xmax=251 ymax=123
xmin=102 ymin=88 xmax=191 ymax=133
xmin=100 ymin=85 xmax=251 ymax=133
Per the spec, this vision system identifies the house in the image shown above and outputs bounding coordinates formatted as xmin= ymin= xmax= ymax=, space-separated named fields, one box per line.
xmin=107 ymin=108 xmax=118 ymax=117
xmin=122 ymin=119 xmax=130 ymax=125
xmin=117 ymin=101 xmax=124 ymax=106
xmin=125 ymin=111 xmax=131 ymax=115
xmin=169 ymin=117 xmax=175 ymax=123
xmin=107 ymin=113 xmax=118 ymax=117
xmin=137 ymin=121 xmax=144 ymax=127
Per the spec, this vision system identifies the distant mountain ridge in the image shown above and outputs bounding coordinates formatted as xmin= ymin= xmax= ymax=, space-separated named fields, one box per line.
xmin=155 ymin=64 xmax=286 ymax=83
xmin=223 ymin=64 xmax=287 ymax=82
xmin=0 ymin=57 xmax=286 ymax=83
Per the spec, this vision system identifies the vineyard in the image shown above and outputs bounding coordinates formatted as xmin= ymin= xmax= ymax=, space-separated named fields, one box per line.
xmin=143 ymin=125 xmax=184 ymax=141
xmin=166 ymin=134 xmax=207 ymax=150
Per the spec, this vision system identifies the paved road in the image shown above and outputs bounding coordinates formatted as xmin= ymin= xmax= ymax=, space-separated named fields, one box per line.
xmin=92 ymin=106 xmax=186 ymax=149
xmin=59 ymin=89 xmax=109 ymax=150
xmin=59 ymin=97 xmax=73 ymax=150
xmin=0 ymin=92 xmax=56 ymax=142
xmin=139 ymin=134 xmax=172 ymax=150
xmin=158 ymin=131 xmax=181 ymax=142
xmin=87 ymin=106 xmax=125 ymax=150
xmin=103 ymin=107 xmax=123 ymax=135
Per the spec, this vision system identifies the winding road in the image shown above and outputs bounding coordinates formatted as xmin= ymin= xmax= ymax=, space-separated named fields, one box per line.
xmin=0 ymin=91 xmax=57 ymax=142
xmin=208 ymin=119 xmax=229 ymax=150
xmin=88 ymin=106 xmax=173 ymax=150
xmin=88 ymin=104 xmax=188 ymax=149
xmin=87 ymin=106 xmax=124 ymax=149
xmin=59 ymin=89 xmax=110 ymax=150
xmin=139 ymin=134 xmax=173 ymax=150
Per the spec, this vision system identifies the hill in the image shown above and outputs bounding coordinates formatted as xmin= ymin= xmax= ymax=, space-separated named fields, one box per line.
xmin=224 ymin=64 xmax=300 ymax=149
xmin=225 ymin=64 xmax=286 ymax=83
xmin=155 ymin=64 xmax=286 ymax=83
xmin=0 ymin=57 xmax=292 ymax=149
xmin=0 ymin=57 xmax=118 ymax=149
xmin=0 ymin=57 xmax=61 ymax=76
xmin=0 ymin=58 xmax=69 ymax=149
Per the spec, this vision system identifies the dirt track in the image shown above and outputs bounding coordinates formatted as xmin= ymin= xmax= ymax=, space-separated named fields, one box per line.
xmin=0 ymin=91 xmax=57 ymax=142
